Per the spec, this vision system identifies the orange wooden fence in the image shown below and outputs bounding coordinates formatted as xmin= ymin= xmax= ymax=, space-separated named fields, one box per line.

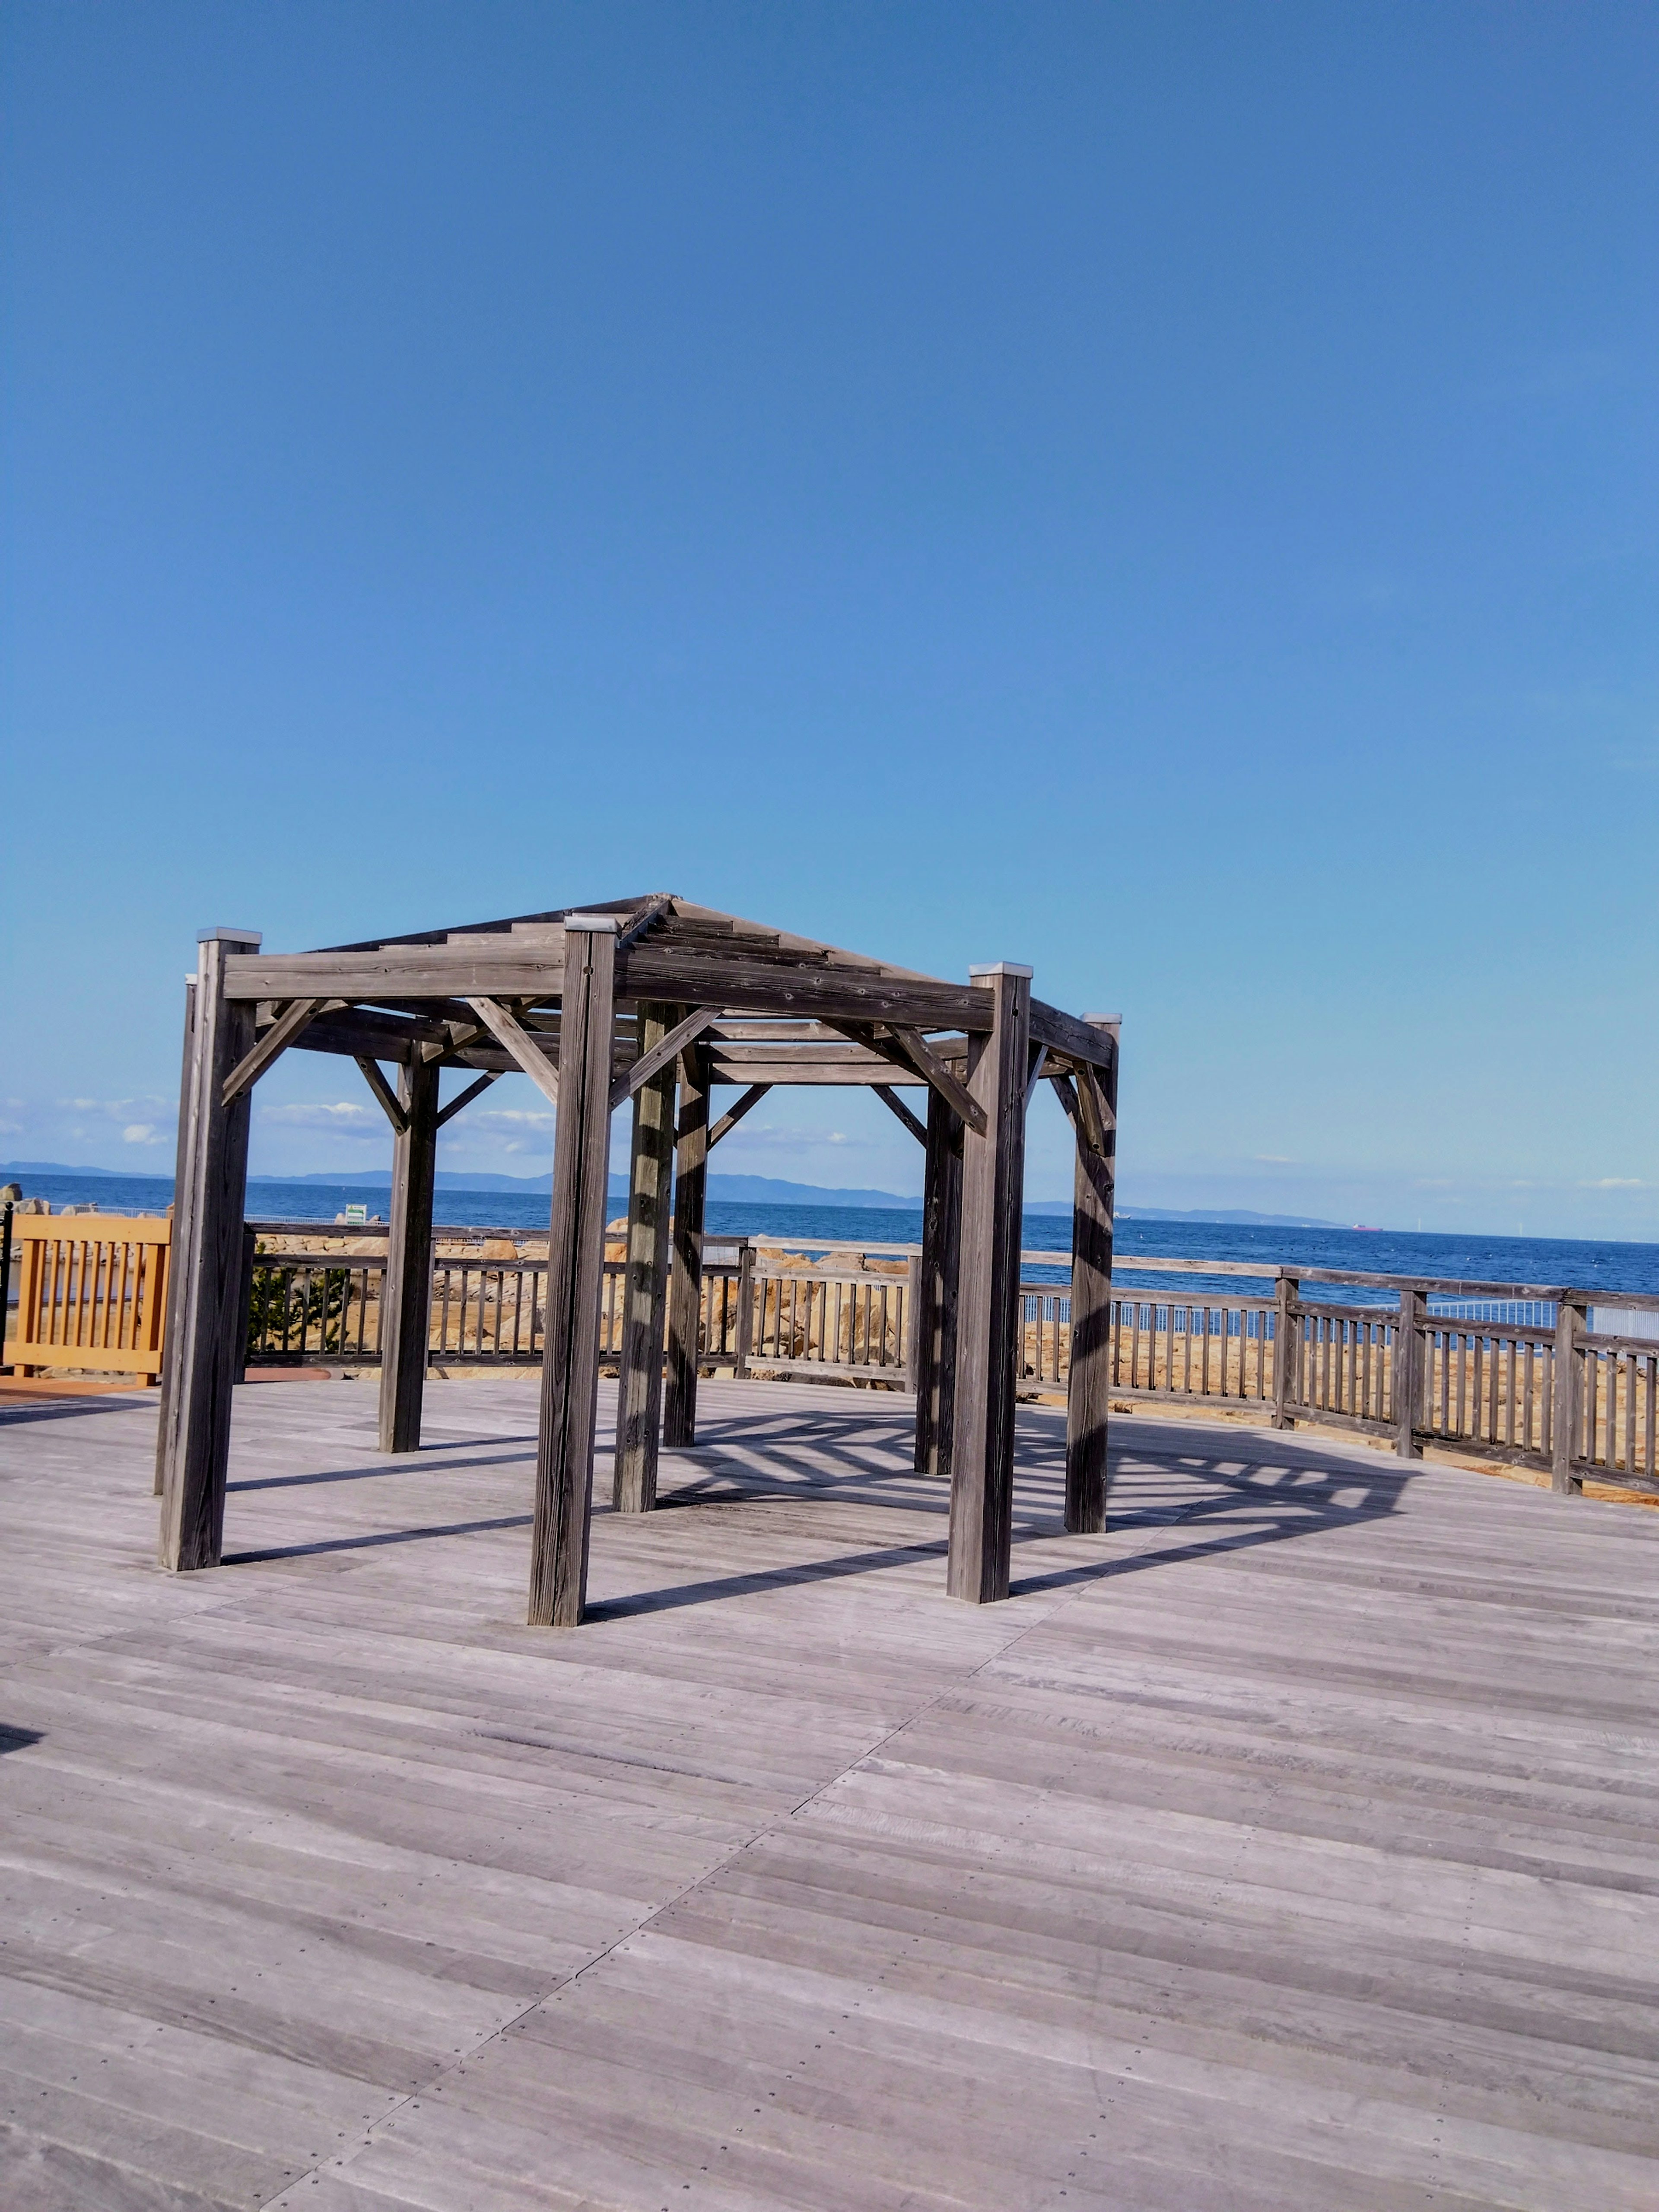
xmin=10 ymin=1215 xmax=172 ymax=1382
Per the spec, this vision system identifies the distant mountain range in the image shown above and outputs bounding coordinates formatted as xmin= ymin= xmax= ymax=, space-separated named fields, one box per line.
xmin=2 ymin=1159 xmax=1342 ymax=1228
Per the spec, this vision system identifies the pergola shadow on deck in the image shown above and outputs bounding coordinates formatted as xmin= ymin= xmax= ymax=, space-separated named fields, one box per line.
xmin=156 ymin=896 xmax=1119 ymax=1622
xmin=5 ymin=1378 xmax=1659 ymax=2210
xmin=203 ymin=1379 xmax=1408 ymax=1609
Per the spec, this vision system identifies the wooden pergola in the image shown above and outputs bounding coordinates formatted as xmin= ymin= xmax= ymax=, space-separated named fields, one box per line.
xmin=155 ymin=896 xmax=1119 ymax=1623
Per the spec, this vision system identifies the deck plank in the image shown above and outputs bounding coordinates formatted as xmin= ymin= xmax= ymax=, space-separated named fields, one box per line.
xmin=2 ymin=1376 xmax=1657 ymax=2209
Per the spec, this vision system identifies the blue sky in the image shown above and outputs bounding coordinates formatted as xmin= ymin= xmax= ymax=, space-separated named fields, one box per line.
xmin=2 ymin=3 xmax=1655 ymax=1235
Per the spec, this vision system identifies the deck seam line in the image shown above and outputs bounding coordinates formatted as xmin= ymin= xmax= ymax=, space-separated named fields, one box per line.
xmin=259 ymin=1475 xmax=1157 ymax=2209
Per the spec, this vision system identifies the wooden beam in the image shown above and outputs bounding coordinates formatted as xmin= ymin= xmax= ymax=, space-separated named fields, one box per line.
xmin=355 ymin=1056 xmax=409 ymax=1135
xmin=614 ymin=1004 xmax=677 ymax=1514
xmin=378 ymin=1056 xmax=439 ymax=1454
xmin=1071 ymin=1060 xmax=1106 ymax=1155
xmin=1024 ymin=1045 xmax=1049 ymax=1109
xmin=287 ymin=1005 xmax=434 ymax=1065
xmin=703 ymin=1043 xmax=913 ymax=1070
xmin=609 ymin=1004 xmax=721 ymax=1112
xmin=434 ymin=1070 xmax=501 ymax=1129
xmin=528 ymin=920 xmax=617 ymax=1627
xmin=619 ymin=949 xmax=997 ymax=1035
xmin=886 ymin=1027 xmax=987 ymax=1137
xmin=464 ymin=997 xmax=560 ymax=1108
xmin=157 ymin=930 xmax=260 ymax=1572
xmin=1029 ymin=997 xmax=1117 ymax=1067
xmin=227 ymin=945 xmax=995 ymax=1034
xmin=221 ymin=997 xmax=340 ymax=1105
xmin=663 ymin=1042 xmax=709 ymax=1449
xmin=707 ymin=1083 xmax=770 ymax=1151
xmin=613 ymin=893 xmax=675 ymax=952
xmin=913 ymin=1088 xmax=963 ymax=1479
xmin=873 ymin=1084 xmax=928 ymax=1146
xmin=704 ymin=1059 xmax=926 ymax=1087
xmin=827 ymin=1020 xmax=988 ymax=1135
xmin=947 ymin=963 xmax=1031 ymax=1603
xmin=419 ymin=1017 xmax=486 ymax=1065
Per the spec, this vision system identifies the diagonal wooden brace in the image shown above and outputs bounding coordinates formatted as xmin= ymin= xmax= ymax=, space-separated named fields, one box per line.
xmin=708 ymin=1082 xmax=771 ymax=1150
xmin=435 ymin=1070 xmax=502 ymax=1129
xmin=610 ymin=1005 xmax=722 ymax=1113
xmin=464 ymin=997 xmax=561 ymax=1108
xmin=356 ymin=1056 xmax=410 ymax=1135
xmin=222 ymin=998 xmax=343 ymax=1105
xmin=874 ymin=1083 xmax=928 ymax=1145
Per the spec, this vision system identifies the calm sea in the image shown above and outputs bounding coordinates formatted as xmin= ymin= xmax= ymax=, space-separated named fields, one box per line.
xmin=10 ymin=1169 xmax=1659 ymax=1304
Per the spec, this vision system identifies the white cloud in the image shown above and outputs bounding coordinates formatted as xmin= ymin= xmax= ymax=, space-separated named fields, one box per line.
xmin=470 ymin=1109 xmax=556 ymax=1132
xmin=121 ymin=1124 xmax=163 ymax=1145
xmin=258 ymin=1101 xmax=382 ymax=1132
xmin=1583 ymin=1176 xmax=1645 ymax=1190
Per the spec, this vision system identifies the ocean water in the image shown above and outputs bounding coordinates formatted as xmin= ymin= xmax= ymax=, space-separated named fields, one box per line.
xmin=8 ymin=1169 xmax=1659 ymax=1304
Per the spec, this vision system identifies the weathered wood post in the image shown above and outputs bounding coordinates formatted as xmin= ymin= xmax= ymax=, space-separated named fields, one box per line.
xmin=1065 ymin=1019 xmax=1119 ymax=1534
xmin=1272 ymin=1272 xmax=1298 ymax=1430
xmin=528 ymin=916 xmax=617 ymax=1627
xmin=663 ymin=1041 xmax=709 ymax=1447
xmin=913 ymin=1087 xmax=963 ymax=1475
xmin=1395 ymin=1287 xmax=1424 ymax=1460
xmin=903 ymin=1253 xmax=923 ymax=1389
xmin=1551 ymin=1298 xmax=1588 ymax=1495
xmin=377 ymin=1055 xmax=439 ymax=1452
xmin=614 ymin=1002 xmax=677 ymax=1512
xmin=154 ymin=975 xmax=198 ymax=1496
xmin=947 ymin=962 xmax=1031 ymax=1603
xmin=734 ymin=1241 xmax=756 ymax=1378
xmin=156 ymin=929 xmax=261 ymax=1570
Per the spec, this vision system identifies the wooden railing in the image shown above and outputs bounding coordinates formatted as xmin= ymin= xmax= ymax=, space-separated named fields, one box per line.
xmin=245 ymin=1240 xmax=916 ymax=1388
xmin=237 ymin=1227 xmax=1659 ymax=1497
xmin=8 ymin=1214 xmax=172 ymax=1381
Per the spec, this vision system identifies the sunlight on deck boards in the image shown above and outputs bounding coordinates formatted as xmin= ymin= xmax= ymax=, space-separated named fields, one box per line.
xmin=2 ymin=1376 xmax=1658 ymax=2211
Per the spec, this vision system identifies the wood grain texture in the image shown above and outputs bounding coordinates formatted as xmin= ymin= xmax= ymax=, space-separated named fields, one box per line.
xmin=463 ymin=998 xmax=560 ymax=1110
xmin=156 ymin=934 xmax=257 ymax=1571
xmin=947 ymin=967 xmax=1031 ymax=1602
xmin=527 ymin=927 xmax=616 ymax=1627
xmin=913 ymin=1088 xmax=962 ymax=1479
xmin=153 ymin=979 xmax=197 ymax=1494
xmin=221 ymin=996 xmax=335 ymax=1105
xmin=613 ymin=1005 xmax=676 ymax=1514
xmin=1065 ymin=1023 xmax=1116 ymax=1535
xmin=7 ymin=1377 xmax=1659 ymax=2210
xmin=663 ymin=1044 xmax=710 ymax=1450
xmin=377 ymin=1056 xmax=439 ymax=1455
xmin=353 ymin=1054 xmax=409 ymax=1134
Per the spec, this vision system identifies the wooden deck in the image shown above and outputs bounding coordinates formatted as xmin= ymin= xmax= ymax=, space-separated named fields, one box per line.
xmin=3 ymin=1377 xmax=1657 ymax=2211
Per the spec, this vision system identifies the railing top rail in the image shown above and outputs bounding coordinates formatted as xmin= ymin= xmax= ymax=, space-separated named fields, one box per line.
xmin=242 ymin=1220 xmax=1659 ymax=1314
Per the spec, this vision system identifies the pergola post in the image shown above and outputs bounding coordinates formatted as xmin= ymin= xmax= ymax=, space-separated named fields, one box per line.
xmin=913 ymin=1087 xmax=962 ymax=1476
xmin=154 ymin=975 xmax=198 ymax=1497
xmin=156 ymin=928 xmax=261 ymax=1570
xmin=528 ymin=917 xmax=617 ymax=1627
xmin=378 ymin=1055 xmax=439 ymax=1453
xmin=614 ymin=1002 xmax=677 ymax=1511
xmin=947 ymin=962 xmax=1032 ymax=1603
xmin=1065 ymin=1019 xmax=1118 ymax=1533
xmin=663 ymin=1041 xmax=709 ymax=1448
